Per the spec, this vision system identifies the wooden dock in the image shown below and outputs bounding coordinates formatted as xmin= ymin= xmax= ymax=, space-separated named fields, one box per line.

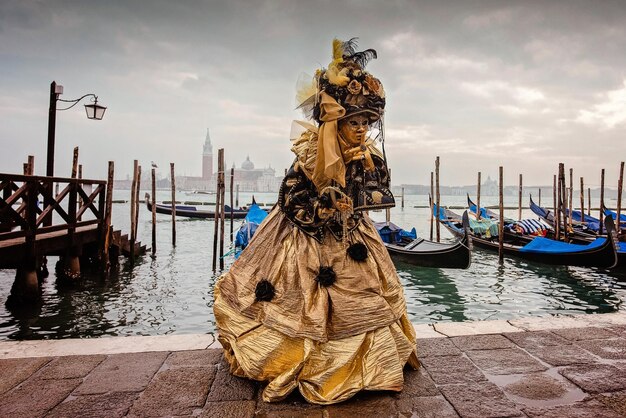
xmin=0 ymin=171 xmax=143 ymax=304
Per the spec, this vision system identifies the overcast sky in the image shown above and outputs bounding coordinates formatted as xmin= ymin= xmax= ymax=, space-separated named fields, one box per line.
xmin=1 ymin=0 xmax=625 ymax=189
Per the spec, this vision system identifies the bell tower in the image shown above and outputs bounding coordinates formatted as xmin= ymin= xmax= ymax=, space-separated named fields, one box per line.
xmin=202 ymin=128 xmax=213 ymax=180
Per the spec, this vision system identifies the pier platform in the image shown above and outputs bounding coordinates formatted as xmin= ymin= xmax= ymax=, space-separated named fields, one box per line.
xmin=1 ymin=312 xmax=625 ymax=417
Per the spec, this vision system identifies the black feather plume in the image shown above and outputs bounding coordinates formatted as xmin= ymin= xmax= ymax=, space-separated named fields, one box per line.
xmin=348 ymin=49 xmax=378 ymax=69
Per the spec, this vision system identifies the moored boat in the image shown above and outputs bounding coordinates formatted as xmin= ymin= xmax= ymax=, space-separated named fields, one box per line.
xmin=145 ymin=193 xmax=264 ymax=219
xmin=435 ymin=204 xmax=618 ymax=269
xmin=375 ymin=212 xmax=472 ymax=269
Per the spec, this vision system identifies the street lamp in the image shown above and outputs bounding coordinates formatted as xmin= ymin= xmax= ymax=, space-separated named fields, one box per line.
xmin=46 ymin=80 xmax=107 ymax=177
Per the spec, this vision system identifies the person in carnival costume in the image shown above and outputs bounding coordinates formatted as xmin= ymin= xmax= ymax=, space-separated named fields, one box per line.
xmin=213 ymin=38 xmax=419 ymax=405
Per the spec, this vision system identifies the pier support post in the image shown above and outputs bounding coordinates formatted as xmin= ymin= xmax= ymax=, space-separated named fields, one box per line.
xmin=8 ymin=266 xmax=40 ymax=305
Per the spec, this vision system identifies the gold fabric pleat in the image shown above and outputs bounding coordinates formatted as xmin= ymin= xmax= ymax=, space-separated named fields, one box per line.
xmin=214 ymin=208 xmax=419 ymax=404
xmin=312 ymin=92 xmax=346 ymax=190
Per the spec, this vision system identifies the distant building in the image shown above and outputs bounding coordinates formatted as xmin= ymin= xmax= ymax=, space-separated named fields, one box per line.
xmin=177 ymin=129 xmax=284 ymax=193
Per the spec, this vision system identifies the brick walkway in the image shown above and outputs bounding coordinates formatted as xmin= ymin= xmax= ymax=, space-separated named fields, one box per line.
xmin=1 ymin=314 xmax=626 ymax=417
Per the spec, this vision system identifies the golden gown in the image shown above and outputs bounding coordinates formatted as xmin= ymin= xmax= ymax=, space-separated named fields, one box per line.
xmin=213 ymin=200 xmax=419 ymax=404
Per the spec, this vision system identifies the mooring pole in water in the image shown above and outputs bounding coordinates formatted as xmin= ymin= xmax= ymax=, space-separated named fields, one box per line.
xmin=219 ymin=150 xmax=226 ymax=270
xmin=553 ymin=174 xmax=558 ymax=240
xmin=435 ymin=156 xmax=440 ymax=243
xmin=429 ymin=172 xmax=434 ymax=241
xmin=212 ymin=149 xmax=224 ymax=272
xmin=102 ymin=161 xmax=114 ymax=274
xmin=170 ymin=163 xmax=176 ymax=246
xmin=518 ymin=174 xmax=523 ymax=221
xmin=568 ymin=168 xmax=574 ymax=230
xmin=580 ymin=177 xmax=585 ymax=223
xmin=617 ymin=161 xmax=624 ymax=237
xmin=151 ymin=167 xmax=156 ymax=255
xmin=230 ymin=167 xmax=234 ymax=242
xmin=133 ymin=165 xmax=142 ymax=261
xmin=26 ymin=155 xmax=34 ymax=175
xmin=559 ymin=163 xmax=567 ymax=241
xmin=401 ymin=187 xmax=404 ymax=209
xmin=587 ymin=187 xmax=591 ymax=216
xmin=235 ymin=184 xmax=239 ymax=208
xmin=130 ymin=160 xmax=138 ymax=263
xmin=498 ymin=166 xmax=504 ymax=263
xmin=476 ymin=172 xmax=481 ymax=221
xmin=600 ymin=168 xmax=605 ymax=235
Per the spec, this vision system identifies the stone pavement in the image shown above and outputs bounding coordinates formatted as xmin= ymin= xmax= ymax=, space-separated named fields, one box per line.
xmin=1 ymin=312 xmax=625 ymax=417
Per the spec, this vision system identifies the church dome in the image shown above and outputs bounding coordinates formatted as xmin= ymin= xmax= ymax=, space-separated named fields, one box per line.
xmin=241 ymin=155 xmax=254 ymax=170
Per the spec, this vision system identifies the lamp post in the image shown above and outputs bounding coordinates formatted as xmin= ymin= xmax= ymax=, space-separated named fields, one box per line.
xmin=46 ymin=80 xmax=107 ymax=177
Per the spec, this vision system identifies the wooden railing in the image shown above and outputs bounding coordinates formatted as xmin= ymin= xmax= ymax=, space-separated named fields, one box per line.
xmin=0 ymin=173 xmax=107 ymax=243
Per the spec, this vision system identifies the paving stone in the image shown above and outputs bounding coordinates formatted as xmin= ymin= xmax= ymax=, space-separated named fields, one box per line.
xmin=420 ymin=355 xmax=487 ymax=385
xmin=255 ymin=407 xmax=324 ymax=418
xmin=523 ymin=399 xmax=623 ymax=417
xmin=465 ymin=348 xmax=547 ymax=375
xmin=74 ymin=351 xmax=168 ymax=395
xmin=608 ymin=325 xmax=626 ymax=335
xmin=417 ymin=337 xmax=462 ymax=357
xmin=324 ymin=392 xmax=397 ymax=418
xmin=451 ymin=334 xmax=516 ymax=351
xmin=503 ymin=373 xmax=568 ymax=400
xmin=523 ymin=343 xmax=598 ymax=366
xmin=46 ymin=391 xmax=139 ymax=418
xmin=0 ymin=356 xmax=51 ymax=395
xmin=128 ymin=366 xmax=215 ymax=417
xmin=199 ymin=400 xmax=256 ymax=418
xmin=394 ymin=367 xmax=439 ymax=398
xmin=38 ymin=354 xmax=105 ymax=380
xmin=207 ymin=362 xmax=257 ymax=401
xmin=439 ymin=381 xmax=523 ymax=418
xmin=592 ymin=390 xmax=626 ymax=417
xmin=396 ymin=395 xmax=459 ymax=417
xmin=166 ymin=348 xmax=223 ymax=368
xmin=503 ymin=330 xmax=571 ymax=349
xmin=551 ymin=327 xmax=619 ymax=341
xmin=0 ymin=376 xmax=80 ymax=418
xmin=560 ymin=364 xmax=626 ymax=393
xmin=254 ymin=388 xmax=324 ymax=415
xmin=575 ymin=338 xmax=626 ymax=360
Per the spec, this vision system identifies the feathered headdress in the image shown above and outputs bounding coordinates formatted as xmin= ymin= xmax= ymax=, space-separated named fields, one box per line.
xmin=296 ymin=38 xmax=385 ymax=123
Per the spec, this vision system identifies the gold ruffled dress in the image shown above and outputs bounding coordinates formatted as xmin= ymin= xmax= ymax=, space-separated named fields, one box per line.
xmin=214 ymin=150 xmax=419 ymax=404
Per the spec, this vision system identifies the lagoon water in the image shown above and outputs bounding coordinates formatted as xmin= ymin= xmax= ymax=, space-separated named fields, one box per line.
xmin=1 ymin=191 xmax=624 ymax=340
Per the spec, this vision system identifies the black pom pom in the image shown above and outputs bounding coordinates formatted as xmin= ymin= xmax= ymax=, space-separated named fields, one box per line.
xmin=316 ymin=266 xmax=336 ymax=287
xmin=255 ymin=279 xmax=275 ymax=302
xmin=347 ymin=243 xmax=368 ymax=261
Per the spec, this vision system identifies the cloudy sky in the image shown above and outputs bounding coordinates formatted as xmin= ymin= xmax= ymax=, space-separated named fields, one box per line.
xmin=1 ymin=0 xmax=625 ymax=189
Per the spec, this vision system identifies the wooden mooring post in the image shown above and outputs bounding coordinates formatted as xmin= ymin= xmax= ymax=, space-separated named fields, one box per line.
xmin=568 ymin=168 xmax=573 ymax=230
xmin=102 ymin=161 xmax=115 ymax=273
xmin=498 ymin=166 xmax=504 ymax=263
xmin=476 ymin=172 xmax=481 ymax=220
xmin=587 ymin=188 xmax=591 ymax=216
xmin=518 ymin=174 xmax=522 ymax=221
xmin=212 ymin=149 xmax=225 ymax=272
xmin=401 ymin=187 xmax=404 ymax=209
xmin=219 ymin=156 xmax=226 ymax=271
xmin=559 ymin=163 xmax=567 ymax=240
xmin=617 ymin=161 xmax=624 ymax=236
xmin=170 ymin=163 xmax=176 ymax=246
xmin=151 ymin=166 xmax=156 ymax=255
xmin=230 ymin=167 xmax=234 ymax=242
xmin=435 ymin=156 xmax=440 ymax=243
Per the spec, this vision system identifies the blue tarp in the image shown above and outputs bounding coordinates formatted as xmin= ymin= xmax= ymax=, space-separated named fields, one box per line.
xmin=519 ymin=237 xmax=607 ymax=254
xmin=618 ymin=242 xmax=626 ymax=253
xmin=234 ymin=204 xmax=268 ymax=258
xmin=468 ymin=204 xmax=490 ymax=219
xmin=375 ymin=221 xmax=417 ymax=244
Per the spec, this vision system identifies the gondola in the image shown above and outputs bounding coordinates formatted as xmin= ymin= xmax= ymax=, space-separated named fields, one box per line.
xmin=145 ymin=193 xmax=264 ymax=219
xmin=375 ymin=212 xmax=472 ymax=269
xmin=467 ymin=194 xmax=551 ymax=243
xmin=529 ymin=195 xmax=599 ymax=241
xmin=434 ymin=204 xmax=618 ymax=269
